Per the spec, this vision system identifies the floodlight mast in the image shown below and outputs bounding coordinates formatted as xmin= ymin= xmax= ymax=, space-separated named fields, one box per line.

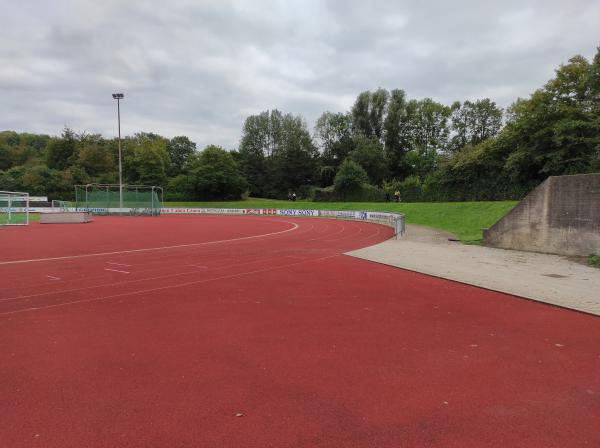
xmin=112 ymin=93 xmax=125 ymax=212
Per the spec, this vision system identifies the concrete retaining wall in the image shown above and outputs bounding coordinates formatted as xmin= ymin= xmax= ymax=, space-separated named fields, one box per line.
xmin=483 ymin=173 xmax=600 ymax=256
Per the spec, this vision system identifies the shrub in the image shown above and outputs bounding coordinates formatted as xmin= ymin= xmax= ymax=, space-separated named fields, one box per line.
xmin=333 ymin=159 xmax=369 ymax=194
xmin=313 ymin=184 xmax=386 ymax=202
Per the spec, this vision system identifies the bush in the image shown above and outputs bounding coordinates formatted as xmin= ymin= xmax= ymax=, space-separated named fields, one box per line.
xmin=189 ymin=146 xmax=248 ymax=200
xmin=164 ymin=175 xmax=192 ymax=201
xmin=383 ymin=171 xmax=534 ymax=203
xmin=343 ymin=184 xmax=386 ymax=202
xmin=397 ymin=175 xmax=424 ymax=202
xmin=313 ymin=159 xmax=387 ymax=202
xmin=297 ymin=184 xmax=317 ymax=200
xmin=313 ymin=185 xmax=336 ymax=201
xmin=313 ymin=184 xmax=386 ymax=202
xmin=333 ymin=159 xmax=369 ymax=194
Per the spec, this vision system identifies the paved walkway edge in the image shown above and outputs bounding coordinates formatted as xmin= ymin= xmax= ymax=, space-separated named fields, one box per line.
xmin=346 ymin=225 xmax=600 ymax=316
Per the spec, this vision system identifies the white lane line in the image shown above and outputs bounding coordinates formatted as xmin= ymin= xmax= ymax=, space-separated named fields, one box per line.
xmin=188 ymin=264 xmax=208 ymax=269
xmin=1 ymin=254 xmax=299 ymax=303
xmin=106 ymin=262 xmax=132 ymax=267
xmin=307 ymin=223 xmax=347 ymax=241
xmin=104 ymin=268 xmax=130 ymax=274
xmin=0 ymin=222 xmax=299 ymax=266
xmin=0 ymin=254 xmax=340 ymax=316
xmin=45 ymin=275 xmax=61 ymax=281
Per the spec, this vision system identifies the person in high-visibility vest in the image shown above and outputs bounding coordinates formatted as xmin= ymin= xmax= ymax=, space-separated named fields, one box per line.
xmin=394 ymin=190 xmax=401 ymax=202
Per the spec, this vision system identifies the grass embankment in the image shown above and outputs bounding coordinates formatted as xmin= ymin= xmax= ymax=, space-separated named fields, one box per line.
xmin=165 ymin=199 xmax=517 ymax=243
xmin=589 ymin=255 xmax=600 ymax=269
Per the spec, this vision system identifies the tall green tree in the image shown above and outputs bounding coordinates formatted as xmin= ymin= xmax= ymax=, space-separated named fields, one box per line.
xmin=351 ymin=91 xmax=372 ymax=138
xmin=167 ymin=136 xmax=196 ymax=176
xmin=133 ymin=136 xmax=170 ymax=186
xmin=501 ymin=51 xmax=600 ymax=182
xmin=46 ymin=128 xmax=77 ymax=170
xmin=383 ymin=89 xmax=413 ymax=178
xmin=270 ymin=115 xmax=319 ymax=195
xmin=76 ymin=134 xmax=115 ymax=176
xmin=406 ymin=98 xmax=451 ymax=177
xmin=314 ymin=111 xmax=354 ymax=168
xmin=351 ymin=89 xmax=389 ymax=140
xmin=187 ymin=145 xmax=247 ymax=200
xmin=238 ymin=111 xmax=271 ymax=196
xmin=239 ymin=110 xmax=318 ymax=197
xmin=348 ymin=137 xmax=388 ymax=185
xmin=369 ymin=88 xmax=389 ymax=140
xmin=449 ymin=99 xmax=503 ymax=152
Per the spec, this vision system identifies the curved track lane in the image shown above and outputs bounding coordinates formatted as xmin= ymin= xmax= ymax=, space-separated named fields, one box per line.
xmin=0 ymin=215 xmax=599 ymax=447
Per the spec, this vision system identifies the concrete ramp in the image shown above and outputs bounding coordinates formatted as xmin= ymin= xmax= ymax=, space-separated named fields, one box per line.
xmin=40 ymin=212 xmax=93 ymax=224
xmin=483 ymin=173 xmax=600 ymax=256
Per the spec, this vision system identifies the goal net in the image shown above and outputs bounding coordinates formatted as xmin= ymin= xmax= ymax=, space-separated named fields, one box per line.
xmin=74 ymin=184 xmax=162 ymax=216
xmin=51 ymin=200 xmax=72 ymax=211
xmin=0 ymin=191 xmax=30 ymax=225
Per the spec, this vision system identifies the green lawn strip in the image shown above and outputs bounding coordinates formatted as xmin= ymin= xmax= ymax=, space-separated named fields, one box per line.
xmin=0 ymin=212 xmax=39 ymax=224
xmin=165 ymin=199 xmax=517 ymax=243
xmin=589 ymin=255 xmax=600 ymax=268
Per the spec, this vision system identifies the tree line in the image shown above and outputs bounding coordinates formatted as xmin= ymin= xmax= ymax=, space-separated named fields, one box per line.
xmin=1 ymin=47 xmax=598 ymax=202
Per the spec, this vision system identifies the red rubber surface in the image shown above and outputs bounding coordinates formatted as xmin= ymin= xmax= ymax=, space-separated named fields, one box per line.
xmin=1 ymin=215 xmax=599 ymax=447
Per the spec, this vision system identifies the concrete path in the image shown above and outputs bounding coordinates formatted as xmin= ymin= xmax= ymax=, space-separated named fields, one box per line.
xmin=347 ymin=224 xmax=600 ymax=316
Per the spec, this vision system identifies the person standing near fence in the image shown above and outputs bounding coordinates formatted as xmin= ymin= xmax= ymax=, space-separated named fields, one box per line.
xmin=394 ymin=190 xmax=401 ymax=202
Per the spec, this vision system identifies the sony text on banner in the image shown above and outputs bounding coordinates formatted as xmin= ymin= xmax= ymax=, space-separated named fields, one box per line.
xmin=277 ymin=209 xmax=319 ymax=217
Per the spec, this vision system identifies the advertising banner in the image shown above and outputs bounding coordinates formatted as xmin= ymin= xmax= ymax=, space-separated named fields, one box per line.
xmin=319 ymin=210 xmax=359 ymax=219
xmin=366 ymin=212 xmax=396 ymax=222
xmin=159 ymin=207 xmax=404 ymax=237
xmin=0 ymin=207 xmax=51 ymax=213
xmin=245 ymin=209 xmax=277 ymax=215
xmin=161 ymin=208 xmax=245 ymax=215
xmin=204 ymin=208 xmax=246 ymax=215
xmin=277 ymin=209 xmax=319 ymax=217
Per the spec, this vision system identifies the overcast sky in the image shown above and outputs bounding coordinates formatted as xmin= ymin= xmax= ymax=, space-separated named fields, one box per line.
xmin=1 ymin=0 xmax=599 ymax=149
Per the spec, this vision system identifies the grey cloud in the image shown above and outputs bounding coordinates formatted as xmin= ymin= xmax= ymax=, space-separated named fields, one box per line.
xmin=1 ymin=0 xmax=598 ymax=148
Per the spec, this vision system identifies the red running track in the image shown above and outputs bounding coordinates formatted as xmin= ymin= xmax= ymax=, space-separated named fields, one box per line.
xmin=0 ymin=215 xmax=599 ymax=447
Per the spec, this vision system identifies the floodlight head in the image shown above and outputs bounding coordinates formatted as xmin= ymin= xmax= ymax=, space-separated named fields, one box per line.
xmin=112 ymin=93 xmax=124 ymax=99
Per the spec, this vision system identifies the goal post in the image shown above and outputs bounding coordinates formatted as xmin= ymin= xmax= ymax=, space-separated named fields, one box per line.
xmin=0 ymin=191 xmax=30 ymax=226
xmin=74 ymin=184 xmax=163 ymax=216
xmin=51 ymin=200 xmax=72 ymax=211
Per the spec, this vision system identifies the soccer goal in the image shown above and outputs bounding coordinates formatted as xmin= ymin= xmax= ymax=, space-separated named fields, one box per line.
xmin=0 ymin=191 xmax=30 ymax=226
xmin=51 ymin=200 xmax=72 ymax=211
xmin=74 ymin=184 xmax=163 ymax=216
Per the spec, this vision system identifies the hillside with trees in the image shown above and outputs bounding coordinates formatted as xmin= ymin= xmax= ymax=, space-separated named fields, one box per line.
xmin=1 ymin=47 xmax=598 ymax=202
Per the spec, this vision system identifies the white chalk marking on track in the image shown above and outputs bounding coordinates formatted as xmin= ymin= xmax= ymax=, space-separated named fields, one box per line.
xmin=104 ymin=268 xmax=130 ymax=274
xmin=2 ymin=252 xmax=306 ymax=303
xmin=0 ymin=254 xmax=340 ymax=316
xmin=45 ymin=275 xmax=61 ymax=281
xmin=0 ymin=221 xmax=299 ymax=266
xmin=1 ymin=220 xmax=386 ymax=304
xmin=106 ymin=262 xmax=132 ymax=267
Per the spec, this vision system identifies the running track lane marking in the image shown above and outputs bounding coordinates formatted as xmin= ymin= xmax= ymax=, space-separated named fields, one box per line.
xmin=106 ymin=262 xmax=132 ymax=267
xmin=0 ymin=221 xmax=300 ymax=266
xmin=0 ymin=220 xmax=360 ymax=303
xmin=1 ymin=221 xmax=319 ymax=292
xmin=45 ymin=275 xmax=61 ymax=281
xmin=1 ymin=250 xmax=336 ymax=303
xmin=0 ymin=254 xmax=340 ymax=316
xmin=0 ymin=222 xmax=381 ymax=304
xmin=104 ymin=268 xmax=130 ymax=274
